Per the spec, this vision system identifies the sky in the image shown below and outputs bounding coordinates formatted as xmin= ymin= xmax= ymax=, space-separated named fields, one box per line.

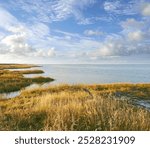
xmin=0 ymin=0 xmax=150 ymax=64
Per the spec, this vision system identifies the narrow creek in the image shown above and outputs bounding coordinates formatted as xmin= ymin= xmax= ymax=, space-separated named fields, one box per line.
xmin=0 ymin=83 xmax=52 ymax=99
xmin=0 ymin=67 xmax=54 ymax=99
xmin=132 ymin=100 xmax=150 ymax=111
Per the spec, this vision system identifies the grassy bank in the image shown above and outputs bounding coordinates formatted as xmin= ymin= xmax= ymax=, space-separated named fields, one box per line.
xmin=0 ymin=64 xmax=38 ymax=70
xmin=0 ymin=84 xmax=150 ymax=131
xmin=14 ymin=69 xmax=44 ymax=74
xmin=0 ymin=64 xmax=54 ymax=93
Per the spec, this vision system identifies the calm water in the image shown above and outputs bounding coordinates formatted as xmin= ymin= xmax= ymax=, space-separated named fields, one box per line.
xmin=39 ymin=64 xmax=150 ymax=84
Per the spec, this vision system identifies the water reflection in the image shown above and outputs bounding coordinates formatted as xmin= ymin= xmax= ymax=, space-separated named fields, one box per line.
xmin=6 ymin=67 xmax=38 ymax=71
xmin=0 ymin=91 xmax=20 ymax=99
xmin=23 ymin=74 xmax=44 ymax=78
xmin=0 ymin=66 xmax=53 ymax=99
xmin=0 ymin=82 xmax=53 ymax=99
xmin=133 ymin=100 xmax=150 ymax=111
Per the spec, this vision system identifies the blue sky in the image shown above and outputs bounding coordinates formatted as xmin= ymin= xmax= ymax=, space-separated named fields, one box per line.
xmin=0 ymin=0 xmax=150 ymax=64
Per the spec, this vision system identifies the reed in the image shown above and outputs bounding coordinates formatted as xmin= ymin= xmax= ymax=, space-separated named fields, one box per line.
xmin=0 ymin=64 xmax=38 ymax=70
xmin=0 ymin=69 xmax=54 ymax=93
xmin=0 ymin=84 xmax=150 ymax=131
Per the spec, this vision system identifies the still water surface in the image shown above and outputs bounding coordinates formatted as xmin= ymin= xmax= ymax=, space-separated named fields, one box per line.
xmin=40 ymin=64 xmax=150 ymax=84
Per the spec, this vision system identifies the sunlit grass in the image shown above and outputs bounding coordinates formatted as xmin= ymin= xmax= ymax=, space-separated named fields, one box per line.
xmin=0 ymin=65 xmax=54 ymax=93
xmin=0 ymin=64 xmax=39 ymax=70
xmin=0 ymin=84 xmax=150 ymax=131
xmin=14 ymin=69 xmax=44 ymax=74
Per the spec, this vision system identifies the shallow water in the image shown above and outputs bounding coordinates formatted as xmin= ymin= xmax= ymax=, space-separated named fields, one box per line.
xmin=3 ymin=64 xmax=150 ymax=85
xmin=0 ymin=83 xmax=51 ymax=99
xmin=0 ymin=91 xmax=20 ymax=99
xmin=40 ymin=64 xmax=150 ymax=84
xmin=133 ymin=100 xmax=150 ymax=111
xmin=6 ymin=67 xmax=38 ymax=71
xmin=23 ymin=74 xmax=44 ymax=78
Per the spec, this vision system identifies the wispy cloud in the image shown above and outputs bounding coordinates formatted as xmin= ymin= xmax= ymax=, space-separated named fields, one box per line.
xmin=0 ymin=7 xmax=55 ymax=58
xmin=103 ymin=0 xmax=138 ymax=15
xmin=0 ymin=7 xmax=19 ymax=30
xmin=120 ymin=18 xmax=144 ymax=30
xmin=84 ymin=29 xmax=104 ymax=36
xmin=141 ymin=2 xmax=150 ymax=16
xmin=8 ymin=0 xmax=96 ymax=24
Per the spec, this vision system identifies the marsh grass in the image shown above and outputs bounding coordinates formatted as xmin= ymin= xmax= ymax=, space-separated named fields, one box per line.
xmin=0 ymin=84 xmax=150 ymax=131
xmin=0 ymin=66 xmax=54 ymax=93
xmin=0 ymin=64 xmax=39 ymax=70
xmin=14 ymin=70 xmax=44 ymax=74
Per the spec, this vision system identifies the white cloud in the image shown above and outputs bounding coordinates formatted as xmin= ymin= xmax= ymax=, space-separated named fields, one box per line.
xmin=84 ymin=30 xmax=104 ymax=36
xmin=91 ymin=36 xmax=150 ymax=58
xmin=34 ymin=48 xmax=56 ymax=57
xmin=0 ymin=7 xmax=19 ymax=30
xmin=54 ymin=30 xmax=81 ymax=39
xmin=120 ymin=18 xmax=149 ymax=43
xmin=0 ymin=31 xmax=56 ymax=58
xmin=88 ymin=16 xmax=150 ymax=58
xmin=92 ymin=38 xmax=125 ymax=57
xmin=27 ymin=22 xmax=50 ymax=40
xmin=141 ymin=3 xmax=150 ymax=16
xmin=127 ymin=31 xmax=144 ymax=41
xmin=120 ymin=18 xmax=144 ymax=30
xmin=108 ymin=1 xmax=150 ymax=18
xmin=1 ymin=33 xmax=35 ymax=56
xmin=0 ymin=7 xmax=54 ymax=58
xmin=10 ymin=0 xmax=96 ymax=24
xmin=47 ymin=48 xmax=56 ymax=57
xmin=103 ymin=0 xmax=138 ymax=15
xmin=104 ymin=1 xmax=120 ymax=11
xmin=7 ymin=26 xmax=26 ymax=34
xmin=0 ymin=32 xmax=5 ymax=40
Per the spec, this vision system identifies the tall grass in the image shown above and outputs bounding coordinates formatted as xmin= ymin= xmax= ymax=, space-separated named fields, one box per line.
xmin=14 ymin=69 xmax=44 ymax=74
xmin=0 ymin=64 xmax=38 ymax=70
xmin=0 ymin=84 xmax=150 ymax=131
xmin=0 ymin=69 xmax=54 ymax=93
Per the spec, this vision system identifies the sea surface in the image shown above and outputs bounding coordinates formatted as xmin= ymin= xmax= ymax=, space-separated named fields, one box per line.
xmin=38 ymin=64 xmax=150 ymax=84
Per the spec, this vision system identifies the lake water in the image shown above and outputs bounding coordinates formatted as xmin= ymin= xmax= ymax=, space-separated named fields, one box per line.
xmin=39 ymin=64 xmax=150 ymax=84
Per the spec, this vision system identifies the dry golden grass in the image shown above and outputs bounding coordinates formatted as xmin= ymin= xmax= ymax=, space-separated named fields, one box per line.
xmin=14 ymin=69 xmax=44 ymax=74
xmin=0 ymin=68 xmax=54 ymax=93
xmin=0 ymin=64 xmax=38 ymax=70
xmin=0 ymin=84 xmax=150 ymax=131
